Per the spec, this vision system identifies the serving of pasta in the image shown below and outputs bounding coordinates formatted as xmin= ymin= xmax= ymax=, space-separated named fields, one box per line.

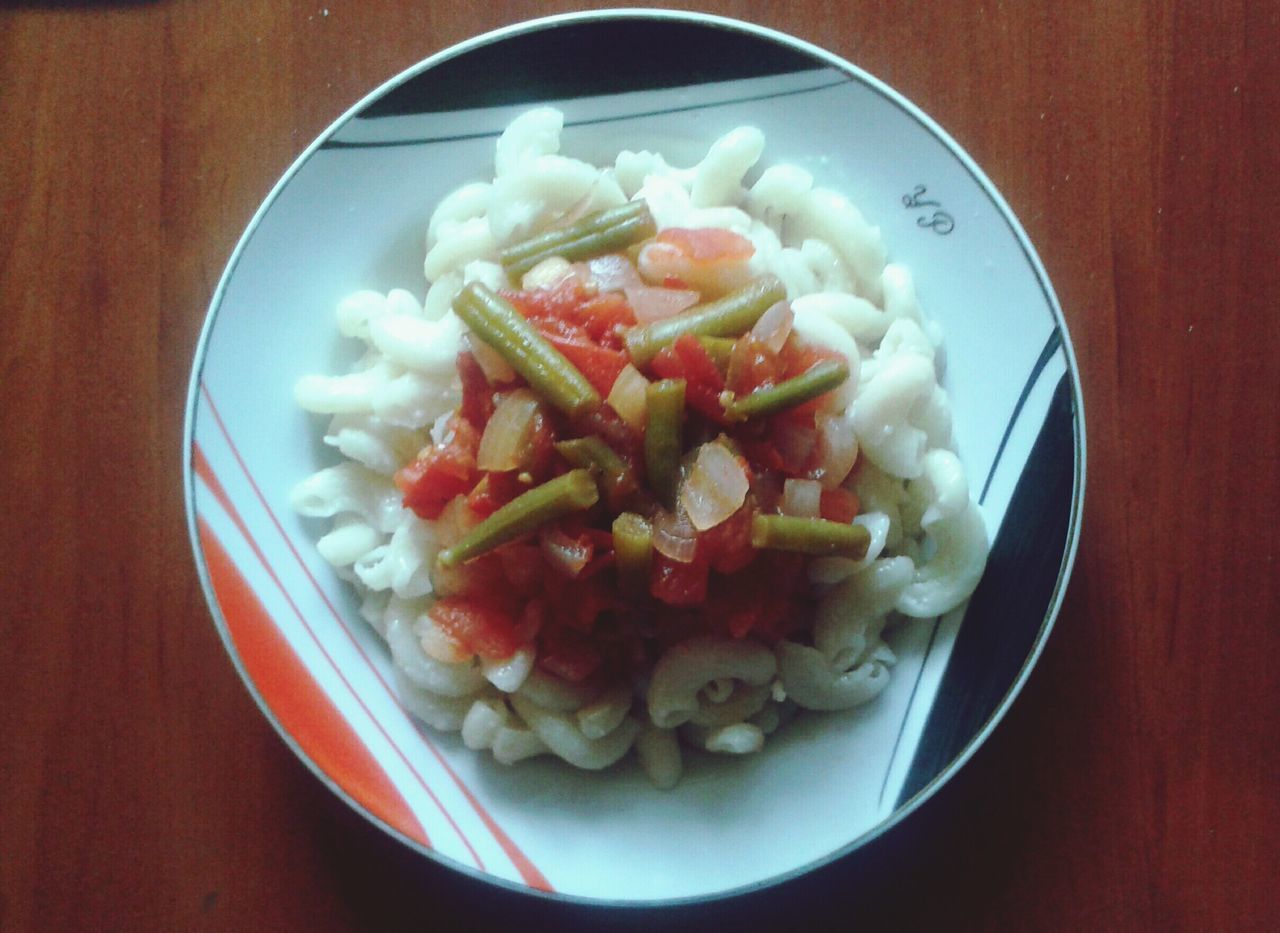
xmin=290 ymin=108 xmax=989 ymax=789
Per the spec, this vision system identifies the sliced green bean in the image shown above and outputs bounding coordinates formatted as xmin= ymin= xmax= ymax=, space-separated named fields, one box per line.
xmin=723 ymin=359 xmax=850 ymax=421
xmin=695 ymin=335 xmax=736 ymax=371
xmin=501 ymin=200 xmax=648 ymax=265
xmin=554 ymin=437 xmax=636 ymax=502
xmin=453 ymin=283 xmax=600 ymax=417
xmin=612 ymin=511 xmax=653 ymax=597
xmin=437 ymin=470 xmax=599 ymax=567
xmin=644 ymin=379 xmax=685 ymax=508
xmin=624 ymin=276 xmax=787 ymax=366
xmin=750 ymin=515 xmax=870 ymax=559
xmin=501 ymin=201 xmax=656 ymax=278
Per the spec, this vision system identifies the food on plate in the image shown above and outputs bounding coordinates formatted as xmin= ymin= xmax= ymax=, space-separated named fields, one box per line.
xmin=291 ymin=108 xmax=988 ymax=787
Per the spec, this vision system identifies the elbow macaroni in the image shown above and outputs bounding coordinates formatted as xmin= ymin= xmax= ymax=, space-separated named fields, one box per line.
xmin=291 ymin=108 xmax=989 ymax=787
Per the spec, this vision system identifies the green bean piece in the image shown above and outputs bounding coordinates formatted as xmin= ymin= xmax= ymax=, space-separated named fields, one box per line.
xmin=624 ymin=276 xmax=787 ymax=365
xmin=612 ymin=512 xmax=653 ymax=597
xmin=501 ymin=201 xmax=657 ymax=278
xmin=723 ymin=359 xmax=850 ymax=421
xmin=750 ymin=515 xmax=871 ymax=559
xmin=553 ymin=437 xmax=637 ymax=502
xmin=437 ymin=470 xmax=599 ymax=567
xmin=644 ymin=379 xmax=686 ymax=508
xmin=501 ymin=200 xmax=647 ymax=265
xmin=695 ymin=335 xmax=736 ymax=371
xmin=452 ymin=283 xmax=600 ymax=418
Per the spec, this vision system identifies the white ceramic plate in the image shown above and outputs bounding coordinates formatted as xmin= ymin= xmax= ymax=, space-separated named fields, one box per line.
xmin=184 ymin=10 xmax=1085 ymax=905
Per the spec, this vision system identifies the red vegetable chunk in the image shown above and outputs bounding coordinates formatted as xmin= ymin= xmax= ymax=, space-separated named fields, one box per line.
xmin=395 ymin=416 xmax=480 ymax=519
xmin=819 ymin=487 xmax=861 ymax=524
xmin=650 ymin=551 xmax=710 ymax=607
xmin=537 ymin=626 xmax=604 ymax=682
xmin=429 ymin=596 xmax=523 ymax=660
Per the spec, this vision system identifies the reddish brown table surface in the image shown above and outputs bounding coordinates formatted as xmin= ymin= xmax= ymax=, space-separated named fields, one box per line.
xmin=2 ymin=2 xmax=1277 ymax=930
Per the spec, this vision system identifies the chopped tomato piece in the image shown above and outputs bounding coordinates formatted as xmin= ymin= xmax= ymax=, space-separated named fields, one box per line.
xmin=537 ymin=627 xmax=604 ymax=683
xmin=504 ymin=281 xmax=636 ymax=348
xmin=656 ymin=227 xmax=755 ymax=263
xmin=780 ymin=336 xmax=842 ymax=378
xmin=538 ymin=327 xmax=629 ymax=396
xmin=431 ymin=550 xmax=507 ymax=600
xmin=711 ymin=555 xmax=808 ymax=641
xmin=726 ymin=334 xmax=783 ymax=395
xmin=819 ymin=487 xmax=861 ymax=524
xmin=543 ymin=570 xmax=614 ymax=631
xmin=671 ymin=334 xmax=726 ymax=390
xmin=466 ymin=470 xmax=524 ymax=518
xmin=515 ymin=595 xmax=548 ymax=643
xmin=457 ymin=351 xmax=496 ymax=428
xmin=650 ymin=336 xmax=729 ymax=423
xmin=429 ymin=597 xmax=523 ymax=660
xmin=395 ymin=416 xmax=480 ymax=519
xmin=650 ymin=552 xmax=710 ymax=607
xmin=577 ymin=292 xmax=636 ymax=346
xmin=698 ymin=503 xmax=756 ymax=574
xmin=498 ymin=543 xmax=544 ymax=596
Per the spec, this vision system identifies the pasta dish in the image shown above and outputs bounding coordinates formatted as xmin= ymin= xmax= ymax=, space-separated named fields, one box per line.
xmin=291 ymin=109 xmax=988 ymax=787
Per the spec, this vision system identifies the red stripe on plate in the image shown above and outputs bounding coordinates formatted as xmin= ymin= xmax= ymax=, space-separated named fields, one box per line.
xmin=198 ymin=516 xmax=431 ymax=849
xmin=193 ymin=442 xmax=485 ymax=870
xmin=199 ymin=383 xmax=552 ymax=892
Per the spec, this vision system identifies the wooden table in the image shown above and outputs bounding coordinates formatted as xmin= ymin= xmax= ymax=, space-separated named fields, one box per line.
xmin=2 ymin=2 xmax=1276 ymax=930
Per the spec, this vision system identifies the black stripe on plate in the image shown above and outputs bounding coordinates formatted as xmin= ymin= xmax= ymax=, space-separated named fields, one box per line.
xmin=358 ymin=20 xmax=816 ymax=119
xmin=895 ymin=371 xmax=1075 ymax=807
xmin=323 ymin=77 xmax=849 ymax=151
xmin=979 ymin=328 xmax=1063 ymax=505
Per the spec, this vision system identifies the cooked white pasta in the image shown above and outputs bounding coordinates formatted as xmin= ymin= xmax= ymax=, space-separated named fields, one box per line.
xmin=292 ymin=108 xmax=989 ymax=787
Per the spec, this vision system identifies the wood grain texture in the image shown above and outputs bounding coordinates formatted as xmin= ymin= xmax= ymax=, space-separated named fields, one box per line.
xmin=1 ymin=1 xmax=1276 ymax=930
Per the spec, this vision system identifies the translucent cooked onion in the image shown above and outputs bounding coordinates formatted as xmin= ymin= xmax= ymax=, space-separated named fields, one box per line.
xmin=540 ymin=527 xmax=593 ymax=578
xmin=680 ymin=442 xmax=750 ymax=531
xmin=750 ymin=300 xmax=794 ymax=352
xmin=814 ymin=413 xmax=859 ymax=488
xmin=653 ymin=508 xmax=698 ymax=563
xmin=521 ymin=257 xmax=576 ymax=291
xmin=466 ymin=333 xmax=516 ymax=384
xmin=584 ymin=254 xmax=643 ymax=292
xmin=476 ymin=389 xmax=539 ymax=471
xmin=624 ymin=284 xmax=700 ymax=324
xmin=782 ymin=478 xmax=822 ymax=518
xmin=606 ymin=363 xmax=649 ymax=431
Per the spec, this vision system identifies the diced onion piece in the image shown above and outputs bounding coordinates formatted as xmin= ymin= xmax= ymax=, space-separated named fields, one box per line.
xmin=653 ymin=508 xmax=698 ymax=563
xmin=750 ymin=300 xmax=794 ymax=353
xmin=782 ymin=478 xmax=822 ymax=518
xmin=521 ymin=257 xmax=576 ymax=291
xmin=540 ymin=526 xmax=593 ymax=578
xmin=814 ymin=413 xmax=859 ymax=489
xmin=680 ymin=442 xmax=750 ymax=531
xmin=476 ymin=389 xmax=540 ymax=471
xmin=606 ymin=363 xmax=649 ymax=431
xmin=583 ymin=254 xmax=643 ymax=292
xmin=466 ymin=333 xmax=516 ymax=384
xmin=623 ymin=284 xmax=701 ymax=324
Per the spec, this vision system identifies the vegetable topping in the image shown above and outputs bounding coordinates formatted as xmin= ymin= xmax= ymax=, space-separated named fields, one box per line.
xmin=402 ymin=206 xmax=860 ymax=667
